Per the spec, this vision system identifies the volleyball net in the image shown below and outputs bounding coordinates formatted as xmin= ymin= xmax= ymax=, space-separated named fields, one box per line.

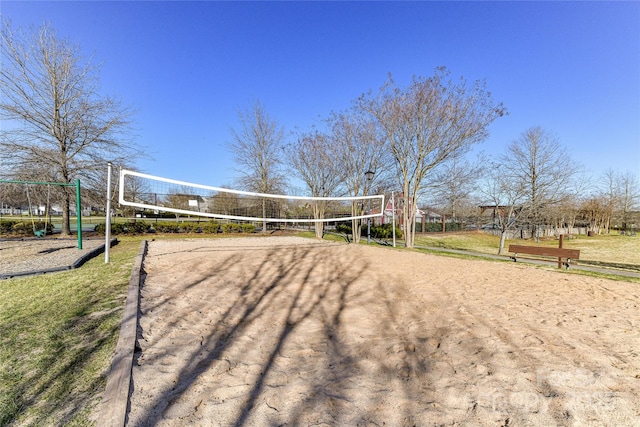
xmin=118 ymin=169 xmax=384 ymax=223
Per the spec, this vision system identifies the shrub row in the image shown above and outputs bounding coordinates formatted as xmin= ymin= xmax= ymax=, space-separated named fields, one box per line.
xmin=93 ymin=220 xmax=256 ymax=235
xmin=335 ymin=222 xmax=403 ymax=239
xmin=420 ymin=222 xmax=464 ymax=233
xmin=94 ymin=221 xmax=151 ymax=235
xmin=365 ymin=223 xmax=403 ymax=239
xmin=0 ymin=220 xmax=53 ymax=236
xmin=220 ymin=223 xmax=256 ymax=233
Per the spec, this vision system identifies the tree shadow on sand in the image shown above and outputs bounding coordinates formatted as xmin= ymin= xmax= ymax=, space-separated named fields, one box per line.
xmin=126 ymin=241 xmax=444 ymax=426
xmin=126 ymin=241 xmax=640 ymax=426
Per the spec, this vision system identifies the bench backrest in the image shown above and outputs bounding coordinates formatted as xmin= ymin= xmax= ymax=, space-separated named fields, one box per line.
xmin=508 ymin=244 xmax=580 ymax=259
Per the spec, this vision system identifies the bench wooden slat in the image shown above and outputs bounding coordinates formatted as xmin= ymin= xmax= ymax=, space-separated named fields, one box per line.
xmin=508 ymin=244 xmax=580 ymax=260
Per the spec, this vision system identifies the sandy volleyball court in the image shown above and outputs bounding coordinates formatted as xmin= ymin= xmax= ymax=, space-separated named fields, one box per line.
xmin=127 ymin=236 xmax=640 ymax=426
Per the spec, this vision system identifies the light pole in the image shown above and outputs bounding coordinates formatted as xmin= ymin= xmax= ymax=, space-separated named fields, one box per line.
xmin=365 ymin=170 xmax=375 ymax=244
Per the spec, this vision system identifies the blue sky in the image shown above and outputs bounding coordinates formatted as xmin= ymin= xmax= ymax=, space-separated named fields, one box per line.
xmin=2 ymin=1 xmax=639 ymax=191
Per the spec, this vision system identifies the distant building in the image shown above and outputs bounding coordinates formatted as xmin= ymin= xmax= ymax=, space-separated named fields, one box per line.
xmin=377 ymin=193 xmax=439 ymax=230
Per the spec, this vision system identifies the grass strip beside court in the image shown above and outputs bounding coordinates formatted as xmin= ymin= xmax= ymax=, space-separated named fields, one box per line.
xmin=414 ymin=231 xmax=640 ymax=266
xmin=0 ymin=237 xmax=142 ymax=426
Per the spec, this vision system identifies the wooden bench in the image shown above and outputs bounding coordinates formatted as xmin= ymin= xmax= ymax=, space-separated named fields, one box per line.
xmin=508 ymin=244 xmax=580 ymax=269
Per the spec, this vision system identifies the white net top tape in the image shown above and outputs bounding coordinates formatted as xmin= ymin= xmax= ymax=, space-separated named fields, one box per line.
xmin=118 ymin=169 xmax=384 ymax=223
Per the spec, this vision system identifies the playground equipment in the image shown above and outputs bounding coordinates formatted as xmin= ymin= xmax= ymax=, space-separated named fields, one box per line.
xmin=24 ymin=183 xmax=51 ymax=237
xmin=0 ymin=179 xmax=83 ymax=249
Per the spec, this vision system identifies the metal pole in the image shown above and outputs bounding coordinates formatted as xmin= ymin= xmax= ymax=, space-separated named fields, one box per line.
xmin=367 ymin=198 xmax=371 ymax=244
xmin=364 ymin=170 xmax=374 ymax=244
xmin=75 ymin=179 xmax=83 ymax=249
xmin=392 ymin=191 xmax=396 ymax=247
xmin=105 ymin=162 xmax=112 ymax=263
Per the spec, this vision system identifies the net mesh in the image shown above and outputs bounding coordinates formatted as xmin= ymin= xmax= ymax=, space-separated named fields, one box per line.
xmin=118 ymin=169 xmax=384 ymax=223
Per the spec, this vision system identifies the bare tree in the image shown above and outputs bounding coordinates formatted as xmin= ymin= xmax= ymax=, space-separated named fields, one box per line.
xmin=0 ymin=182 xmax=28 ymax=216
xmin=164 ymin=185 xmax=200 ymax=219
xmin=327 ymin=108 xmax=390 ymax=243
xmin=551 ymin=173 xmax=592 ymax=234
xmin=165 ymin=195 xmax=189 ymax=218
xmin=288 ymin=130 xmax=343 ymax=238
xmin=580 ymin=197 xmax=609 ymax=234
xmin=480 ymin=162 xmax=528 ymax=254
xmin=119 ymin=173 xmax=152 ymax=217
xmin=360 ymin=68 xmax=506 ymax=247
xmin=0 ymin=21 xmax=140 ymax=235
xmin=553 ymin=200 xmax=580 ymax=232
xmin=600 ymin=169 xmax=640 ymax=232
xmin=501 ymin=126 xmax=580 ymax=241
xmin=209 ymin=191 xmax=240 ymax=217
xmin=618 ymin=172 xmax=640 ymax=231
xmin=599 ymin=168 xmax=618 ymax=233
xmin=228 ymin=100 xmax=287 ymax=233
xmin=427 ymin=152 xmax=485 ymax=226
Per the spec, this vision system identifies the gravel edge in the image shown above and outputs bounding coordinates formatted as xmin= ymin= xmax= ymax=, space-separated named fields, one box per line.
xmin=0 ymin=238 xmax=117 ymax=280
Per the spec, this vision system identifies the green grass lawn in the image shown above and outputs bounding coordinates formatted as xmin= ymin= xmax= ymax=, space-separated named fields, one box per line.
xmin=414 ymin=231 xmax=639 ymax=266
xmin=414 ymin=231 xmax=503 ymax=253
xmin=0 ymin=237 xmax=142 ymax=426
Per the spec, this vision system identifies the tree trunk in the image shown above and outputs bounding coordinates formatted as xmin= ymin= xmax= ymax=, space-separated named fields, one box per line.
xmin=403 ymin=208 xmax=411 ymax=248
xmin=410 ymin=215 xmax=417 ymax=247
xmin=498 ymin=230 xmax=507 ymax=255
xmin=352 ymin=201 xmax=362 ymax=244
xmin=313 ymin=202 xmax=325 ymax=239
xmin=403 ymin=193 xmax=417 ymax=248
xmin=352 ymin=218 xmax=361 ymax=244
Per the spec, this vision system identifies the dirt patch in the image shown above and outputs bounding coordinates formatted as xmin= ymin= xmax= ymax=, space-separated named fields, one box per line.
xmin=127 ymin=236 xmax=640 ymax=426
